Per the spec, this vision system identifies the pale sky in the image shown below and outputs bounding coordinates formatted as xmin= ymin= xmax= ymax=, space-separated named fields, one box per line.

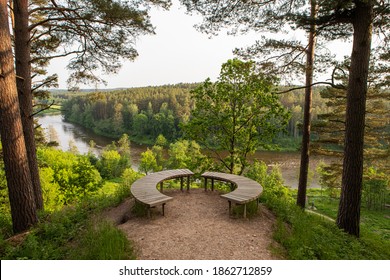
xmin=47 ymin=1 xmax=351 ymax=90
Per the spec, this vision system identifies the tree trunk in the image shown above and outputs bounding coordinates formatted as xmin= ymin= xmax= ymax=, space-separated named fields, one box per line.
xmin=0 ymin=0 xmax=38 ymax=233
xmin=297 ymin=0 xmax=317 ymax=208
xmin=336 ymin=1 xmax=373 ymax=237
xmin=14 ymin=0 xmax=43 ymax=209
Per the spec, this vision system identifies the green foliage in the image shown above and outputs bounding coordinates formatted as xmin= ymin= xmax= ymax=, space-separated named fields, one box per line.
xmin=243 ymin=159 xmax=389 ymax=259
xmin=316 ymin=161 xmax=342 ymax=198
xmin=245 ymin=160 xmax=291 ymax=204
xmin=30 ymin=0 xmax=171 ymax=87
xmin=139 ymin=149 xmax=159 ymax=174
xmin=3 ymin=205 xmax=89 ymax=259
xmin=273 ymin=210 xmax=389 ymax=260
xmin=167 ymin=139 xmax=211 ymax=175
xmin=70 ymin=221 xmax=135 ymax=260
xmin=122 ymin=168 xmax=143 ymax=189
xmin=62 ymin=85 xmax=194 ymax=143
xmin=232 ymin=200 xmax=259 ymax=218
xmin=131 ymin=201 xmax=149 ymax=217
xmin=1 ymin=171 xmax=137 ymax=260
xmin=0 ymin=155 xmax=9 ymax=214
xmin=39 ymin=167 xmax=62 ymax=212
xmin=362 ymin=167 xmax=389 ymax=210
xmin=117 ymin=134 xmax=131 ymax=160
xmin=184 ymin=59 xmax=290 ymax=174
xmin=60 ymin=83 xmax=338 ymax=150
xmin=38 ymin=148 xmax=102 ymax=205
xmin=155 ymin=134 xmax=168 ymax=147
xmin=97 ymin=150 xmax=128 ymax=179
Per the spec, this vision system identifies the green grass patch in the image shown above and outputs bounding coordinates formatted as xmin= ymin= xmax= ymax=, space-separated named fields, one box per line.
xmin=270 ymin=136 xmax=301 ymax=152
xmin=304 ymin=189 xmax=390 ymax=239
xmin=266 ymin=189 xmax=390 ymax=259
xmin=70 ymin=221 xmax=135 ymax=260
xmin=131 ymin=201 xmax=149 ymax=217
xmin=232 ymin=200 xmax=259 ymax=218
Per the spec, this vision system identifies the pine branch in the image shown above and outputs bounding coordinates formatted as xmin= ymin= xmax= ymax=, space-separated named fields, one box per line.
xmin=30 ymin=100 xmax=57 ymax=117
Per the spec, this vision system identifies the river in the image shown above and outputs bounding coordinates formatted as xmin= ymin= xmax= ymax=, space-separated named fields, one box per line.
xmin=37 ymin=114 xmax=333 ymax=188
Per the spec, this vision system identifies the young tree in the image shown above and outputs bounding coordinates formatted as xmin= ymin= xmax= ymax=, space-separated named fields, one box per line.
xmin=167 ymin=140 xmax=209 ymax=174
xmin=139 ymin=149 xmax=159 ymax=174
xmin=184 ymin=59 xmax=289 ymax=174
xmin=0 ymin=0 xmax=38 ymax=233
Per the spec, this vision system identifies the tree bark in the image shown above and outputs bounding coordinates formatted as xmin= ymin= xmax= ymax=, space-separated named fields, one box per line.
xmin=0 ymin=0 xmax=38 ymax=233
xmin=336 ymin=1 xmax=373 ymax=237
xmin=14 ymin=0 xmax=43 ymax=209
xmin=297 ymin=0 xmax=317 ymax=209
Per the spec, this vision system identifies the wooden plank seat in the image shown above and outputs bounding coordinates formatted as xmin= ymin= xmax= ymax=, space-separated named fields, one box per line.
xmin=131 ymin=169 xmax=194 ymax=218
xmin=202 ymin=171 xmax=263 ymax=218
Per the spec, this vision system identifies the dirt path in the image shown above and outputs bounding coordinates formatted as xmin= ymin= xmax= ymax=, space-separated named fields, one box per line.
xmin=104 ymin=188 xmax=279 ymax=260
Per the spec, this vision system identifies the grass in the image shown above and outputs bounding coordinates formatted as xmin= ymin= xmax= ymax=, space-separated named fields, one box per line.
xmin=69 ymin=221 xmax=136 ymax=260
xmin=35 ymin=105 xmax=62 ymax=116
xmin=0 ymin=180 xmax=135 ymax=260
xmin=2 ymin=174 xmax=388 ymax=260
xmin=232 ymin=200 xmax=259 ymax=218
xmin=265 ymin=188 xmax=390 ymax=259
xmin=268 ymin=136 xmax=301 ymax=152
xmin=304 ymin=188 xmax=390 ymax=239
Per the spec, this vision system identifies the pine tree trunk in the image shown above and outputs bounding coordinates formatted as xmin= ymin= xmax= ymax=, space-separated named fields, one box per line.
xmin=14 ymin=0 xmax=43 ymax=209
xmin=0 ymin=0 xmax=38 ymax=233
xmin=337 ymin=1 xmax=373 ymax=237
xmin=297 ymin=0 xmax=317 ymax=208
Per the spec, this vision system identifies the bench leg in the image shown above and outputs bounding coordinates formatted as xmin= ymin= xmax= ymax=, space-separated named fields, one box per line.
xmin=211 ymin=178 xmax=214 ymax=191
xmin=187 ymin=176 xmax=190 ymax=191
xmin=204 ymin=178 xmax=208 ymax=191
xmin=180 ymin=177 xmax=184 ymax=191
xmin=243 ymin=203 xmax=247 ymax=219
xmin=228 ymin=201 xmax=232 ymax=215
xmin=162 ymin=203 xmax=166 ymax=216
xmin=147 ymin=207 xmax=151 ymax=219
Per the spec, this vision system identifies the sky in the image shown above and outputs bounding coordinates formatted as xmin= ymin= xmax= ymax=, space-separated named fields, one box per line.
xmin=47 ymin=1 xmax=351 ymax=90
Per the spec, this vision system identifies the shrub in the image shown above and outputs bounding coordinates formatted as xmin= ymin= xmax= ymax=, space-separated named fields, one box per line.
xmin=38 ymin=148 xmax=102 ymax=205
xmin=97 ymin=150 xmax=129 ymax=179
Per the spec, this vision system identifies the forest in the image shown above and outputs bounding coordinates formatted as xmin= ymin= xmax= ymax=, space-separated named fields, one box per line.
xmin=0 ymin=0 xmax=389 ymax=264
xmin=60 ymin=84 xmax=331 ymax=146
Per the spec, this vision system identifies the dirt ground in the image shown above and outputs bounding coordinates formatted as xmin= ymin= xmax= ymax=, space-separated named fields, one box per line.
xmin=103 ymin=188 xmax=279 ymax=260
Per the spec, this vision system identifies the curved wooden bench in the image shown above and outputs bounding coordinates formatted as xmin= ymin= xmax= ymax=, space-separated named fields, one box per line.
xmin=131 ymin=169 xmax=194 ymax=218
xmin=202 ymin=171 xmax=263 ymax=218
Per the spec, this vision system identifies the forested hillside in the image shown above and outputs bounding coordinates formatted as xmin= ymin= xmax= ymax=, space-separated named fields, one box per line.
xmin=61 ymin=84 xmax=330 ymax=147
xmin=61 ymin=84 xmax=195 ymax=143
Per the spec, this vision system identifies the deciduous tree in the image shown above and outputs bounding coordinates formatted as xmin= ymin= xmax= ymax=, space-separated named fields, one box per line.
xmin=184 ymin=59 xmax=289 ymax=175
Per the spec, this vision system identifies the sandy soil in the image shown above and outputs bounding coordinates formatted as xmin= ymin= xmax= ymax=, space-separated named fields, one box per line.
xmin=103 ymin=188 xmax=279 ymax=260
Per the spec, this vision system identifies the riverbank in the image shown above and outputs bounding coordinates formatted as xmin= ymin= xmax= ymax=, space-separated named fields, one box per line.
xmin=37 ymin=114 xmax=334 ymax=189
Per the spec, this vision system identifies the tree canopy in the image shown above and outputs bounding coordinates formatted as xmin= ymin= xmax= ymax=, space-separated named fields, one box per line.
xmin=183 ymin=59 xmax=289 ymax=174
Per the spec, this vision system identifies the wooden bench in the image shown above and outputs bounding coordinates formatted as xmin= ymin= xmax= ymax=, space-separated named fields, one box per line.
xmin=131 ymin=169 xmax=194 ymax=218
xmin=202 ymin=171 xmax=263 ymax=218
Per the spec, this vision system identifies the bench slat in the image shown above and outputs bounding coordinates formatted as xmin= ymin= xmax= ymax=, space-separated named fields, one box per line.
xmin=202 ymin=171 xmax=263 ymax=217
xmin=131 ymin=169 xmax=194 ymax=216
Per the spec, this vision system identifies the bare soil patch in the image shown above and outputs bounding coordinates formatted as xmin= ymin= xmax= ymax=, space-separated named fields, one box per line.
xmin=103 ymin=188 xmax=279 ymax=260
